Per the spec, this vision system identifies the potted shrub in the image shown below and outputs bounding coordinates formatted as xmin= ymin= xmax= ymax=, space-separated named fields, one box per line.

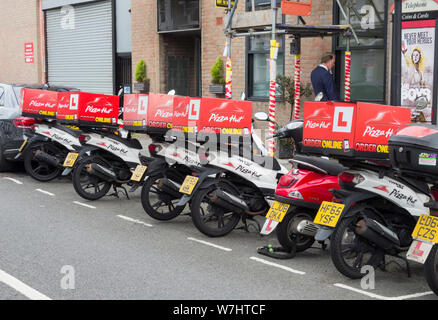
xmin=275 ymin=75 xmax=313 ymax=159
xmin=209 ymin=57 xmax=226 ymax=95
xmin=134 ymin=59 xmax=150 ymax=93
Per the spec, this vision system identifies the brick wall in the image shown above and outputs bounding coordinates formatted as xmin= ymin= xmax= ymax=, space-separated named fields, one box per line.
xmin=0 ymin=0 xmax=41 ymax=84
xmin=131 ymin=0 xmax=160 ymax=93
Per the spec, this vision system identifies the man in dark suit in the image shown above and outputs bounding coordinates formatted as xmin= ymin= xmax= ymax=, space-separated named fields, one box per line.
xmin=310 ymin=53 xmax=340 ymax=101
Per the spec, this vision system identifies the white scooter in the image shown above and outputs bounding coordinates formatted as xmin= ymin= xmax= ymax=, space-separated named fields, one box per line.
xmin=18 ymin=120 xmax=85 ymax=182
xmin=176 ymin=112 xmax=291 ymax=237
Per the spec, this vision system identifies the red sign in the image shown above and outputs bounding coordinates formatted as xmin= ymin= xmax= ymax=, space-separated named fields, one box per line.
xmin=57 ymin=92 xmax=119 ymax=126
xmin=198 ymin=97 xmax=252 ymax=135
xmin=21 ymin=89 xmax=58 ymax=119
xmin=147 ymin=93 xmax=174 ymax=132
xmin=25 ymin=43 xmax=34 ymax=63
xmin=122 ymin=94 xmax=149 ymax=130
xmin=303 ymin=101 xmax=411 ymax=159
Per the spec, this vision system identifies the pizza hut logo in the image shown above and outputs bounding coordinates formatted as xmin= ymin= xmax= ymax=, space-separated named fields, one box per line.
xmin=29 ymin=100 xmax=56 ymax=109
xmin=305 ymin=120 xmax=331 ymax=129
xmin=85 ymin=106 xmax=112 ymax=114
xmin=85 ymin=97 xmax=114 ymax=114
xmin=155 ymin=109 xmax=173 ymax=118
xmin=208 ymin=114 xmax=244 ymax=123
xmin=363 ymin=126 xmax=394 ymax=139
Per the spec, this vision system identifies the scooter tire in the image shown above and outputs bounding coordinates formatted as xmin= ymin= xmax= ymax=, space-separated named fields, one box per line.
xmin=140 ymin=173 xmax=185 ymax=221
xmin=190 ymin=182 xmax=241 ymax=238
xmin=72 ymin=156 xmax=112 ymax=201
xmin=330 ymin=215 xmax=384 ymax=279
xmin=276 ymin=209 xmax=315 ymax=252
xmin=425 ymin=244 xmax=438 ymax=296
xmin=24 ymin=142 xmax=62 ymax=182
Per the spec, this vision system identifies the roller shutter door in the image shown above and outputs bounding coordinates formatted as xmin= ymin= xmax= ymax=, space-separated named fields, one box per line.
xmin=45 ymin=0 xmax=114 ymax=94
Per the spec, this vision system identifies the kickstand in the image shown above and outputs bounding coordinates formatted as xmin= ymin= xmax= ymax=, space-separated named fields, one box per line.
xmin=397 ymin=255 xmax=412 ymax=278
xmin=108 ymin=185 xmax=130 ymax=199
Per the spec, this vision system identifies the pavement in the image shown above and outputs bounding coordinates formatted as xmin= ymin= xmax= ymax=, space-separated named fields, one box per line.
xmin=0 ymin=167 xmax=436 ymax=301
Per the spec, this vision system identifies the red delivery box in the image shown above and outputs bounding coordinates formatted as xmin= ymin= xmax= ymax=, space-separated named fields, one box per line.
xmin=122 ymin=94 xmax=149 ymax=131
xmin=21 ymin=89 xmax=58 ymax=119
xmin=302 ymin=101 xmax=411 ymax=159
xmin=197 ymin=97 xmax=252 ymax=135
xmin=303 ymin=102 xmax=356 ymax=157
xmin=57 ymin=92 xmax=77 ymax=123
xmin=57 ymin=92 xmax=119 ymax=126
xmin=147 ymin=93 xmax=174 ymax=134
xmin=353 ymin=102 xmax=411 ymax=157
xmin=172 ymin=96 xmax=202 ymax=134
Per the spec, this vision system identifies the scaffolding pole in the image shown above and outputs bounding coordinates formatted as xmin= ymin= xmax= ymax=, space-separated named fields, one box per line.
xmin=268 ymin=0 xmax=279 ymax=156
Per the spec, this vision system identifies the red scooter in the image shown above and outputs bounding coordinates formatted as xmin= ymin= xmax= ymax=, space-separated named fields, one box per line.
xmin=260 ymin=122 xmax=344 ymax=256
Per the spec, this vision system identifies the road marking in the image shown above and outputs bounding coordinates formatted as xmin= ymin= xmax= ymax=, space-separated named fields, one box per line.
xmin=3 ymin=177 xmax=23 ymax=185
xmin=187 ymin=237 xmax=232 ymax=252
xmin=250 ymin=256 xmax=306 ymax=275
xmin=73 ymin=201 xmax=96 ymax=209
xmin=117 ymin=215 xmax=153 ymax=227
xmin=334 ymin=283 xmax=434 ymax=300
xmin=0 ymin=268 xmax=51 ymax=300
xmin=36 ymin=189 xmax=55 ymax=197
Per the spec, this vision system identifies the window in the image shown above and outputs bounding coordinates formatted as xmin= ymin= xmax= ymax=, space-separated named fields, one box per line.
xmin=246 ymin=0 xmax=281 ymax=11
xmin=247 ymin=35 xmax=285 ymax=100
xmin=158 ymin=0 xmax=199 ymax=32
xmin=334 ymin=0 xmax=388 ymax=103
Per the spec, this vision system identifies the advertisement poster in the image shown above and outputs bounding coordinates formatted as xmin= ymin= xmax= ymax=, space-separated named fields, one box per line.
xmin=401 ymin=20 xmax=436 ymax=122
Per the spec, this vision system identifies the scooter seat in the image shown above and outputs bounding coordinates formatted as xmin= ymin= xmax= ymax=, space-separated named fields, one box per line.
xmin=292 ymin=155 xmax=345 ymax=176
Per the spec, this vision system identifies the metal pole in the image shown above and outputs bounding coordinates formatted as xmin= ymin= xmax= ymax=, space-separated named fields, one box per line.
xmin=268 ymin=0 xmax=278 ymax=156
xmin=345 ymin=4 xmax=351 ymax=101
xmin=225 ymin=0 xmax=234 ymax=99
xmin=391 ymin=0 xmax=402 ymax=106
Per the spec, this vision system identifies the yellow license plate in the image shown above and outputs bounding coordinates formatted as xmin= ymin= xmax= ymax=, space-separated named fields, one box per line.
xmin=131 ymin=165 xmax=148 ymax=182
xmin=63 ymin=152 xmax=79 ymax=168
xmin=19 ymin=140 xmax=28 ymax=152
xmin=412 ymin=214 xmax=438 ymax=244
xmin=179 ymin=176 xmax=199 ymax=195
xmin=265 ymin=201 xmax=290 ymax=222
xmin=314 ymin=201 xmax=345 ymax=227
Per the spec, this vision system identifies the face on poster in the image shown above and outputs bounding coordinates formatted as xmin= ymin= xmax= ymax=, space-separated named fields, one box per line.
xmin=401 ymin=20 xmax=435 ymax=122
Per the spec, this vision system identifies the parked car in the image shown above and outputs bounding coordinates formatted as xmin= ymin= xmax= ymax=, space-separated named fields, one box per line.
xmin=0 ymin=83 xmax=78 ymax=171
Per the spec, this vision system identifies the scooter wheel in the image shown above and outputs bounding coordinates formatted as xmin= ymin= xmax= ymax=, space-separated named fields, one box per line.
xmin=190 ymin=182 xmax=241 ymax=238
xmin=425 ymin=244 xmax=438 ymax=296
xmin=276 ymin=210 xmax=315 ymax=253
xmin=24 ymin=142 xmax=62 ymax=182
xmin=330 ymin=215 xmax=385 ymax=279
xmin=72 ymin=156 xmax=112 ymax=201
xmin=140 ymin=173 xmax=185 ymax=221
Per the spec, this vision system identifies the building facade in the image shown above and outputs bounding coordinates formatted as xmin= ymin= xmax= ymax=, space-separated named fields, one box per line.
xmin=3 ymin=0 xmax=438 ymax=124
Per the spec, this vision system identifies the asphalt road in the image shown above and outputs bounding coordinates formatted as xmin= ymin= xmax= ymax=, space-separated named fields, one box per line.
xmin=0 ymin=168 xmax=437 ymax=301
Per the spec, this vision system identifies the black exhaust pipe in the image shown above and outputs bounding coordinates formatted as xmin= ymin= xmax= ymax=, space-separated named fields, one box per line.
xmin=212 ymin=189 xmax=249 ymax=212
xmin=89 ymin=163 xmax=117 ymax=181
xmin=34 ymin=150 xmax=61 ymax=167
xmin=159 ymin=178 xmax=183 ymax=198
xmin=355 ymin=217 xmax=400 ymax=253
